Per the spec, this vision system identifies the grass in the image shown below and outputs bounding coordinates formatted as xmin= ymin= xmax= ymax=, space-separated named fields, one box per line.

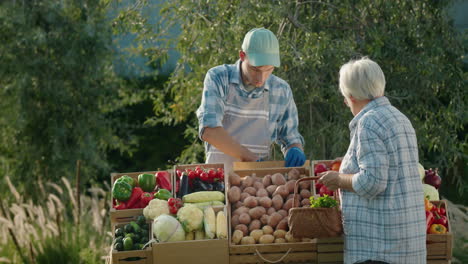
xmin=0 ymin=176 xmax=112 ymax=264
xmin=445 ymin=198 xmax=468 ymax=263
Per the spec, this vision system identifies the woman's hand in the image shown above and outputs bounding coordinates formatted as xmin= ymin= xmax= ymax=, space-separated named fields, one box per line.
xmin=318 ymin=171 xmax=355 ymax=192
xmin=318 ymin=171 xmax=341 ymax=191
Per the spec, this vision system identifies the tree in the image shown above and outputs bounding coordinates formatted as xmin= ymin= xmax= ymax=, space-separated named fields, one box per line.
xmin=0 ymin=0 xmax=137 ymax=189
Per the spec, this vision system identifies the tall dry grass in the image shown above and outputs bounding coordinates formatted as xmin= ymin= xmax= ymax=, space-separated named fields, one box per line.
xmin=0 ymin=175 xmax=112 ymax=264
xmin=445 ymin=199 xmax=468 ymax=263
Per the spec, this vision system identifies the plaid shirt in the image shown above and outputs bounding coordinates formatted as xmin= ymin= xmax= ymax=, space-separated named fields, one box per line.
xmin=340 ymin=96 xmax=427 ymax=264
xmin=196 ymin=60 xmax=304 ymax=154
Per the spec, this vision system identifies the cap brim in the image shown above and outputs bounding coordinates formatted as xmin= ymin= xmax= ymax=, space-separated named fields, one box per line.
xmin=247 ymin=53 xmax=280 ymax=67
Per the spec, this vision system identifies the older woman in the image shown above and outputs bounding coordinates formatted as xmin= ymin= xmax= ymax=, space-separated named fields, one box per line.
xmin=319 ymin=57 xmax=426 ymax=264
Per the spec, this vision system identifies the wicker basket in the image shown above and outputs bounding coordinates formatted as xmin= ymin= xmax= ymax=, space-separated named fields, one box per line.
xmin=288 ymin=176 xmax=343 ymax=239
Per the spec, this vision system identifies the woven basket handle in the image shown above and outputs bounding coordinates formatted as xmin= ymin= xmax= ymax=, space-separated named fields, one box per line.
xmin=255 ymin=248 xmax=292 ymax=263
xmin=292 ymin=176 xmax=321 ymax=208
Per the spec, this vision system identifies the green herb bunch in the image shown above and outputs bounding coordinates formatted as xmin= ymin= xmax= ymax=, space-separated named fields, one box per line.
xmin=310 ymin=195 xmax=338 ymax=208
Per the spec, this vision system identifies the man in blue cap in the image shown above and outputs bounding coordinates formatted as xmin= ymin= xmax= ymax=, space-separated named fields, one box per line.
xmin=196 ymin=28 xmax=306 ymax=171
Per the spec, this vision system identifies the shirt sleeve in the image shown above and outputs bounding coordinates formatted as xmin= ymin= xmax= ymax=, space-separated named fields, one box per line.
xmin=275 ymin=87 xmax=305 ymax=154
xmin=196 ymin=70 xmax=226 ymax=140
xmin=352 ymin=124 xmax=389 ymax=199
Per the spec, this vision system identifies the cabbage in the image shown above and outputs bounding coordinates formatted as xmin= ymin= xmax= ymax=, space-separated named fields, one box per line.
xmin=153 ymin=214 xmax=185 ymax=242
xmin=418 ymin=163 xmax=425 ymax=181
xmin=423 ymin=184 xmax=439 ymax=201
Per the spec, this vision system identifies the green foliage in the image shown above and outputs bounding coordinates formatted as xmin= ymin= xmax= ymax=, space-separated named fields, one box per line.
xmin=0 ymin=0 xmax=137 ymax=189
xmin=122 ymin=0 xmax=466 ymax=198
xmin=310 ymin=195 xmax=339 ymax=208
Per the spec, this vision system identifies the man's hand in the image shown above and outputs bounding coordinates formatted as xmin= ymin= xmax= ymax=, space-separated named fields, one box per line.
xmin=202 ymin=126 xmax=258 ymax=161
xmin=285 ymin=147 xmax=306 ymax=167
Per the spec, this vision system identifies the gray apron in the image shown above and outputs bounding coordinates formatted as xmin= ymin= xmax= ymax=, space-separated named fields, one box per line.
xmin=206 ymin=85 xmax=271 ymax=173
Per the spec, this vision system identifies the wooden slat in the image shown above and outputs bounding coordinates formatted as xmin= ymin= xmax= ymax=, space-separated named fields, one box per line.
xmin=233 ymin=160 xmax=311 ymax=170
xmin=427 ymin=260 xmax=451 ymax=264
xmin=317 ymin=252 xmax=343 ymax=263
xmin=152 ymin=239 xmax=229 ymax=264
xmin=317 ymin=244 xmax=344 ymax=253
xmin=112 ymin=247 xmax=152 ymax=264
xmin=234 ymin=167 xmax=310 ymax=178
xmin=229 ymin=251 xmax=317 ymax=264
xmin=230 ymin=242 xmax=317 ymax=254
xmin=316 ymin=237 xmax=344 ymax=244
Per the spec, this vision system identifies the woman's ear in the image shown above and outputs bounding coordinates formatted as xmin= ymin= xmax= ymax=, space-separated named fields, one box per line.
xmin=239 ymin=50 xmax=246 ymax=61
xmin=349 ymin=95 xmax=356 ymax=103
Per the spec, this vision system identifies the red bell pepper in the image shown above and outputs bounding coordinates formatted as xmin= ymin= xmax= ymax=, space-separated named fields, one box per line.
xmin=426 ymin=211 xmax=434 ymax=233
xmin=114 ymin=201 xmax=127 ymax=210
xmin=156 ymin=171 xmax=172 ymax=191
xmin=140 ymin=192 xmax=153 ymax=208
xmin=126 ymin=187 xmax=143 ymax=209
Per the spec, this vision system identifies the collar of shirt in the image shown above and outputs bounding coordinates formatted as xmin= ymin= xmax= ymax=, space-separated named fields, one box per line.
xmin=348 ymin=96 xmax=390 ymax=131
xmin=231 ymin=60 xmax=270 ymax=98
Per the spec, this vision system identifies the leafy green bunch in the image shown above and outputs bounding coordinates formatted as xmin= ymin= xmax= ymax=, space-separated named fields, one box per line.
xmin=310 ymin=195 xmax=338 ymax=208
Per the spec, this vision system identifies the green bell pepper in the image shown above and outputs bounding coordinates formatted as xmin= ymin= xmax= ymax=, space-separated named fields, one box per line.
xmin=138 ymin=173 xmax=156 ymax=192
xmin=117 ymin=175 xmax=135 ymax=188
xmin=112 ymin=180 xmax=132 ymax=202
xmin=154 ymin=189 xmax=172 ymax=200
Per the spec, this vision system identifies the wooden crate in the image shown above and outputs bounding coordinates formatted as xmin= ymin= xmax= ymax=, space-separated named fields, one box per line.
xmin=316 ymin=237 xmax=344 ymax=264
xmin=111 ymin=220 xmax=153 ymax=264
xmin=151 ymin=206 xmax=229 ymax=264
xmin=427 ymin=200 xmax=453 ymax=261
xmin=228 ymin=163 xmax=317 ymax=263
xmin=173 ymin=163 xmax=225 ymax=199
xmin=110 ymin=170 xmax=173 ymax=223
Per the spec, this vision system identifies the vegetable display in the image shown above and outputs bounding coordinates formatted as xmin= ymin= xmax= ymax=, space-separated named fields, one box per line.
xmin=113 ymin=216 xmax=150 ymax=251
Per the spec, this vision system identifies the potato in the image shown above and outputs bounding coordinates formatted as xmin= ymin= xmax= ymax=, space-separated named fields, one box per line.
xmin=228 ymin=186 xmax=241 ymax=203
xmin=268 ymin=212 xmax=283 ymax=228
xmin=248 ymin=219 xmax=261 ymax=232
xmin=253 ymin=181 xmax=264 ymax=190
xmin=299 ymin=180 xmax=311 ymax=190
xmin=249 ymin=206 xmax=266 ymax=220
xmin=242 ymin=176 xmax=254 ymax=188
xmin=300 ymin=189 xmax=311 ymax=199
xmin=229 ymin=173 xmax=241 ymax=186
xmin=231 ymin=214 xmax=240 ymax=228
xmin=273 ymin=229 xmax=287 ymax=239
xmin=272 ymin=195 xmax=284 ymax=210
xmin=285 ymin=180 xmax=297 ymax=194
xmin=234 ymin=201 xmax=244 ymax=209
xmin=287 ymin=168 xmax=301 ymax=180
xmin=256 ymin=189 xmax=269 ymax=197
xmin=244 ymin=187 xmax=257 ymax=196
xmin=232 ymin=230 xmax=244 ymax=245
xmin=267 ymin=207 xmax=276 ymax=215
xmin=301 ymin=198 xmax=310 ymax=206
xmin=271 ymin=173 xmax=286 ymax=186
xmin=262 ymin=225 xmax=274 ymax=235
xmin=259 ymin=197 xmax=272 ymax=208
xmin=259 ymin=234 xmax=275 ymax=244
xmin=277 ymin=209 xmax=288 ymax=218
xmin=266 ymin=185 xmax=278 ymax=196
xmin=240 ymin=193 xmax=250 ymax=202
xmin=261 ymin=174 xmax=271 ymax=186
xmin=276 ymin=219 xmax=288 ymax=231
xmin=260 ymin=214 xmax=269 ymax=225
xmin=250 ymin=229 xmax=264 ymax=242
xmin=239 ymin=213 xmax=251 ymax=225
xmin=235 ymin=224 xmax=249 ymax=236
xmin=285 ymin=231 xmax=298 ymax=242
xmin=233 ymin=206 xmax=249 ymax=216
xmin=273 ymin=185 xmax=289 ymax=199
xmin=244 ymin=196 xmax=258 ymax=208
xmin=274 ymin=238 xmax=286 ymax=243
xmin=283 ymin=199 xmax=294 ymax=211
xmin=240 ymin=236 xmax=256 ymax=245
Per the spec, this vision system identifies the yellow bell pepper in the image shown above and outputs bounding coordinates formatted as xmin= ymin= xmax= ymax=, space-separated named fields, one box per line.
xmin=429 ymin=224 xmax=447 ymax=234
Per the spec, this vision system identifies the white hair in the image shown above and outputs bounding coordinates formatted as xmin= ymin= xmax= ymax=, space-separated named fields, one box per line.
xmin=339 ymin=57 xmax=386 ymax=100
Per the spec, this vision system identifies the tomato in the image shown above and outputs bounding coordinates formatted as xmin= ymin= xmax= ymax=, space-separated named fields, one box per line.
xmin=176 ymin=169 xmax=182 ymax=178
xmin=200 ymin=172 xmax=210 ymax=182
xmin=319 ymin=185 xmax=334 ymax=196
xmin=331 ymin=161 xmax=341 ymax=171
xmin=314 ymin=163 xmax=328 ymax=175
xmin=188 ymin=170 xmax=197 ymax=180
xmin=208 ymin=169 xmax=217 ymax=182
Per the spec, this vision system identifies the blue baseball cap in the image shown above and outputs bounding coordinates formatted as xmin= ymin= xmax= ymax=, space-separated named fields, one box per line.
xmin=242 ymin=28 xmax=280 ymax=67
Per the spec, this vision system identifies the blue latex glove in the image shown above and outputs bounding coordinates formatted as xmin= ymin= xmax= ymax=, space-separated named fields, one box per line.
xmin=285 ymin=147 xmax=306 ymax=167
xmin=256 ymin=157 xmax=265 ymax=162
